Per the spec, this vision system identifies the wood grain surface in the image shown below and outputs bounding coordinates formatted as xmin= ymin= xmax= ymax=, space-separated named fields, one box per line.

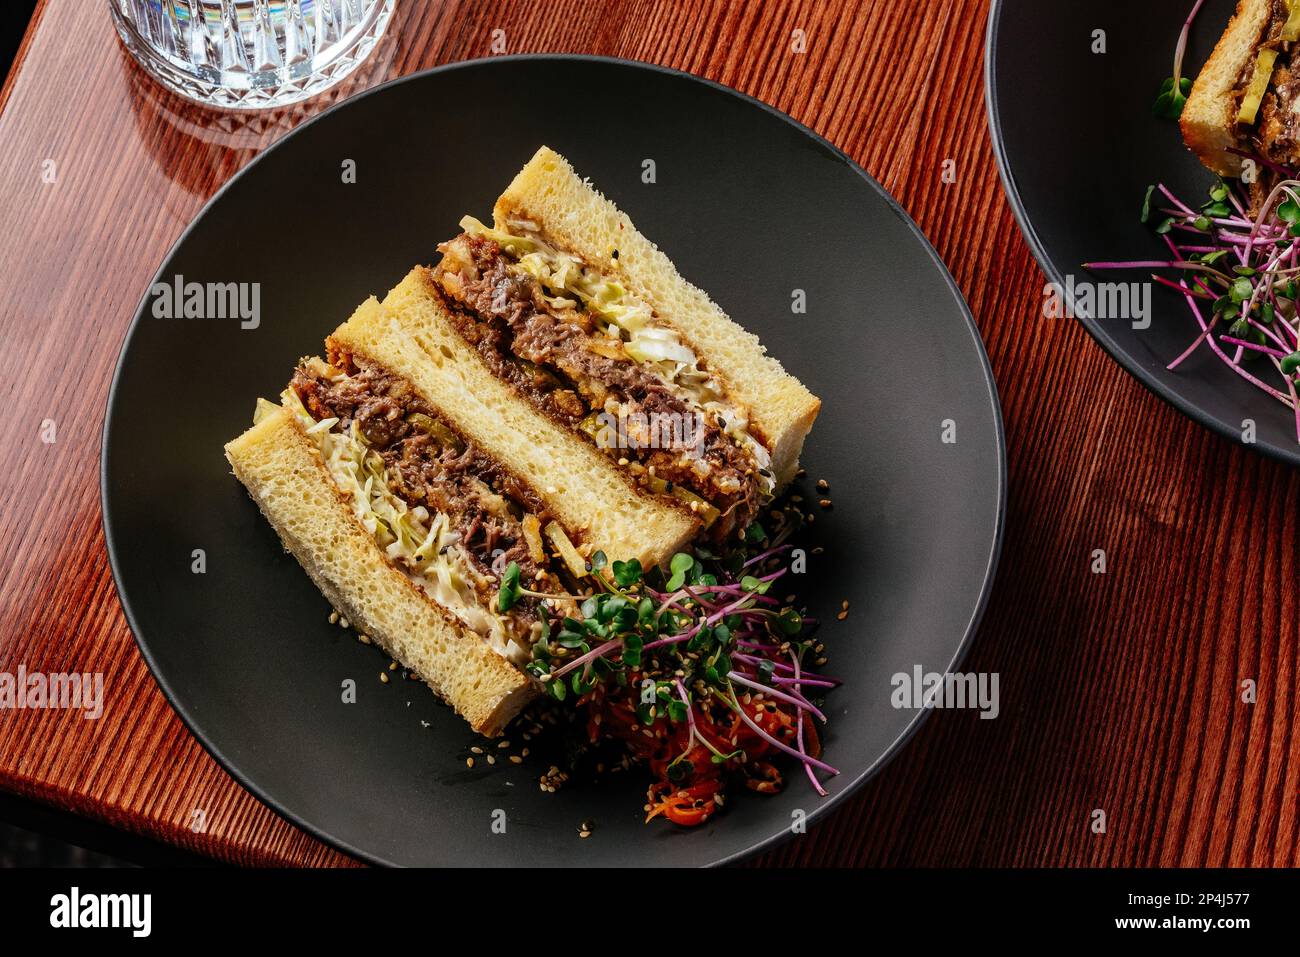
xmin=0 ymin=0 xmax=1295 ymax=867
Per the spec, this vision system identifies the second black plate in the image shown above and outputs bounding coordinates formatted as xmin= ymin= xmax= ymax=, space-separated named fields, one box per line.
xmin=988 ymin=0 xmax=1300 ymax=463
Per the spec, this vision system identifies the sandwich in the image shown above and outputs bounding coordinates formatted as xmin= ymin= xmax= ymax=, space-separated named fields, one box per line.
xmin=227 ymin=307 xmax=547 ymax=735
xmin=225 ymin=147 xmax=833 ymax=821
xmin=1182 ymin=0 xmax=1300 ymax=179
xmin=400 ymin=146 xmax=821 ymax=546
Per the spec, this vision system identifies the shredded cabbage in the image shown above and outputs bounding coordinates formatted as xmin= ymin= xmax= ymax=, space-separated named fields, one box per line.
xmin=276 ymin=388 xmax=532 ymax=664
xmin=461 ymin=217 xmax=775 ymax=495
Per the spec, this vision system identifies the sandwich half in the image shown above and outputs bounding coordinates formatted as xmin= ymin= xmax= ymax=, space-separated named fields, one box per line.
xmin=400 ymin=146 xmax=820 ymax=546
xmin=330 ymin=294 xmax=699 ymax=568
xmin=226 ymin=297 xmax=621 ymax=735
xmin=1182 ymin=0 xmax=1300 ymax=177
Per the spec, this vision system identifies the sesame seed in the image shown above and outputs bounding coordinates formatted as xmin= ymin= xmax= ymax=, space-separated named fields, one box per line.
xmin=486 ymin=755 xmax=496 ymax=765
xmin=328 ymin=610 xmax=339 ymax=625
xmin=817 ymin=479 xmax=829 ymax=491
xmin=339 ymin=618 xmax=350 ymax=630
xmin=379 ymin=673 xmax=389 ymax=683
xmin=510 ymin=755 xmax=523 ymax=764
xmin=466 ymin=757 xmax=475 ymax=768
xmin=818 ymin=499 xmax=832 ymax=509
xmin=837 ymin=611 xmax=848 ymax=621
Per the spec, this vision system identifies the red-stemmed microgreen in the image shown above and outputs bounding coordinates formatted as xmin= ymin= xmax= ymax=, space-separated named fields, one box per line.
xmin=495 ymin=515 xmax=840 ymax=794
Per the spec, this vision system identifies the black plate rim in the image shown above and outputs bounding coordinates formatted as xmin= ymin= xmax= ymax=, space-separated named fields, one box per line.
xmin=984 ymin=0 xmax=1300 ymax=469
xmin=101 ymin=52 xmax=1008 ymax=867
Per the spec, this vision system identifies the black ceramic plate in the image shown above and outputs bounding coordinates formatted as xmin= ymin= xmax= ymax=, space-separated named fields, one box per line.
xmin=103 ymin=56 xmax=1005 ymax=867
xmin=988 ymin=0 xmax=1300 ymax=463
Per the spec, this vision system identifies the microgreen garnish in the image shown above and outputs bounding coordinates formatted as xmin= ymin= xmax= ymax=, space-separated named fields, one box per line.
xmin=1084 ymin=172 xmax=1300 ymax=443
xmin=664 ymin=552 xmax=694 ymax=591
xmin=1153 ymin=0 xmax=1206 ymax=119
xmin=497 ymin=561 xmax=522 ymax=612
xmin=611 ymin=558 xmax=642 ymax=587
xmin=1153 ymin=77 xmax=1192 ymax=120
xmin=510 ymin=508 xmax=841 ymax=803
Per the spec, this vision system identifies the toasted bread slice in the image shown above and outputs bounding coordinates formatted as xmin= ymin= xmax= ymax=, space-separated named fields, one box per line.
xmin=493 ymin=146 xmax=821 ymax=487
xmin=332 ymin=287 xmax=700 ymax=569
xmin=225 ymin=406 xmax=535 ymax=736
xmin=1182 ymin=0 xmax=1273 ymax=176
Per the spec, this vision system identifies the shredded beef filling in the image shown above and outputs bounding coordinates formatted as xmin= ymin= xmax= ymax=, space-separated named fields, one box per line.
xmin=433 ymin=234 xmax=763 ymax=541
xmin=290 ymin=355 xmax=549 ymax=591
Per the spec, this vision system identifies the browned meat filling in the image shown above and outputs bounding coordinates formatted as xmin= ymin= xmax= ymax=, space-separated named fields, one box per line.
xmin=290 ymin=352 xmax=552 ymax=592
xmin=432 ymin=233 xmax=763 ymax=542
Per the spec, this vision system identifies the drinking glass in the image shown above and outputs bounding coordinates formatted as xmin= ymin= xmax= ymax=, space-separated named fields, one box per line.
xmin=110 ymin=0 xmax=395 ymax=110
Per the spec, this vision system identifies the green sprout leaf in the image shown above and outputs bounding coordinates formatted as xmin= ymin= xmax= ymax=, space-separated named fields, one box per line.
xmin=710 ymin=748 xmax=744 ymax=765
xmin=778 ymin=608 xmax=803 ymax=635
xmin=666 ymin=756 xmax=694 ymax=783
xmin=611 ymin=558 xmax=642 ymax=587
xmin=665 ymin=552 xmax=694 ymax=591
xmin=1153 ymin=75 xmax=1192 ymax=119
xmin=497 ymin=562 xmax=522 ymax=613
xmin=1141 ymin=184 xmax=1155 ymax=223
xmin=1226 ymin=318 xmax=1252 ymax=339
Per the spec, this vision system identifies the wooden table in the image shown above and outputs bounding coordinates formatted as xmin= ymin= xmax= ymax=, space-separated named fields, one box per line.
xmin=1 ymin=0 xmax=1295 ymax=868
